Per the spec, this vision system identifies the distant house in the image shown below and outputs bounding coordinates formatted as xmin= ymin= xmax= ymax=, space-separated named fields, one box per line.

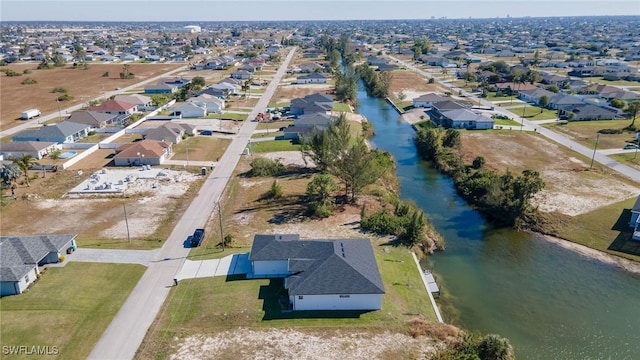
xmin=296 ymin=72 xmax=328 ymax=84
xmin=495 ymin=82 xmax=538 ymax=95
xmin=630 ymin=195 xmax=640 ymax=241
xmin=144 ymin=83 xmax=179 ymax=94
xmin=0 ymin=141 xmax=58 ymax=160
xmin=187 ymin=94 xmax=225 ymax=113
xmin=89 ymin=100 xmax=138 ymax=115
xmin=169 ymin=102 xmax=207 ymax=118
xmin=231 ymin=70 xmax=252 ymax=80
xmin=412 ymin=93 xmax=449 ymax=108
xmin=114 ymin=94 xmax=153 ymax=110
xmin=12 ymin=121 xmax=91 ymax=144
xmin=248 ymin=234 xmax=385 ymax=311
xmin=113 ymin=139 xmax=172 ymax=166
xmin=66 ymin=111 xmax=123 ymax=128
xmin=143 ymin=123 xmax=185 ymax=144
xmin=1 ymin=234 xmax=77 ymax=296
xmin=558 ymin=104 xmax=619 ymax=121
xmin=518 ymin=88 xmax=556 ymax=105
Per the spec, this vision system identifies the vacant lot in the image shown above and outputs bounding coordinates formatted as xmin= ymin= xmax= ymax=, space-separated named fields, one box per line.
xmin=274 ymin=83 xmax=334 ymax=103
xmin=1 ymin=63 xmax=182 ymax=131
xmin=543 ymin=119 xmax=637 ymax=149
xmin=0 ymin=262 xmax=145 ymax=360
xmin=171 ymin=137 xmax=232 ymax=162
xmin=389 ymin=70 xmax=450 ymax=101
xmin=461 ymin=131 xmax=640 ymax=216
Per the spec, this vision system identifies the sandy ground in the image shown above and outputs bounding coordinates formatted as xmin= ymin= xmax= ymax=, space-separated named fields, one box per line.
xmin=170 ymin=329 xmax=437 ymax=360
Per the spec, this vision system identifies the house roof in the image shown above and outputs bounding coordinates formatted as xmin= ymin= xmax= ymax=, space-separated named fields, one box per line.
xmin=249 ymin=234 xmax=385 ymax=296
xmin=298 ymin=72 xmax=328 ymax=79
xmin=558 ymin=103 xmax=618 ymax=118
xmin=145 ymin=83 xmax=177 ymax=91
xmin=413 ymin=93 xmax=449 ymax=103
xmin=549 ymin=93 xmax=584 ymax=105
xmin=495 ymin=82 xmax=538 ymax=91
xmin=114 ymin=94 xmax=152 ymax=105
xmin=66 ymin=111 xmax=118 ymax=127
xmin=0 ymin=234 xmax=76 ymax=281
xmin=431 ymin=99 xmax=468 ymax=111
xmin=89 ymin=99 xmax=137 ymax=112
xmin=295 ymin=113 xmax=336 ymax=127
xmin=144 ymin=126 xmax=181 ymax=142
xmin=170 ymin=102 xmax=206 ymax=112
xmin=114 ymin=139 xmax=171 ymax=159
xmin=13 ymin=121 xmax=89 ymax=140
xmin=519 ymin=88 xmax=555 ymax=99
xmin=303 ymin=93 xmax=333 ymax=103
xmin=0 ymin=141 xmax=57 ymax=153
xmin=632 ymin=194 xmax=640 ymax=213
xmin=441 ymin=108 xmax=493 ymax=122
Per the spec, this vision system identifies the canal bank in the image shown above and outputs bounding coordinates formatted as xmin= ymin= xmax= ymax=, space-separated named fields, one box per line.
xmin=354 ymin=80 xmax=640 ymax=359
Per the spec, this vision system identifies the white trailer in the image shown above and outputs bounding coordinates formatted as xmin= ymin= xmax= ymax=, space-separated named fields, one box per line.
xmin=21 ymin=109 xmax=41 ymax=120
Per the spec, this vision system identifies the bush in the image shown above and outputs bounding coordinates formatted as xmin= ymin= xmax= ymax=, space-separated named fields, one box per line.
xmin=264 ymin=180 xmax=283 ymax=199
xmin=23 ymin=69 xmax=32 ymax=74
xmin=361 ymin=209 xmax=404 ymax=235
xmin=248 ymin=157 xmax=285 ymax=177
xmin=428 ymin=78 xmax=435 ymax=84
xmin=21 ymin=77 xmax=37 ymax=85
xmin=57 ymin=94 xmax=74 ymax=101
xmin=4 ymin=69 xmax=21 ymax=77
xmin=51 ymin=86 xmax=68 ymax=93
xmin=58 ymin=255 xmax=66 ymax=262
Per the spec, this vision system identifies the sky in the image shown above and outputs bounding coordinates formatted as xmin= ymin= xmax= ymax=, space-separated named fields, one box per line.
xmin=1 ymin=0 xmax=639 ymax=22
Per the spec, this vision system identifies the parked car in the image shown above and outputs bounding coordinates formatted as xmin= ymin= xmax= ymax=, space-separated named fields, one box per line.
xmin=190 ymin=228 xmax=205 ymax=247
xmin=623 ymin=143 xmax=638 ymax=149
xmin=199 ymin=130 xmax=213 ymax=136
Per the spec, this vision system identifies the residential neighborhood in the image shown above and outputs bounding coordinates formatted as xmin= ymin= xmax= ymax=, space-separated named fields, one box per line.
xmin=1 ymin=8 xmax=640 ymax=360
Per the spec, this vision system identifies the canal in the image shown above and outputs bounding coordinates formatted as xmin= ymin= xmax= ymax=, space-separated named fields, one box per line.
xmin=356 ymin=82 xmax=640 ymax=359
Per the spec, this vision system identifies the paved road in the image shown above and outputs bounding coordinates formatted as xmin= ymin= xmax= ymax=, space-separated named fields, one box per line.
xmin=382 ymin=52 xmax=640 ymax=182
xmin=0 ymin=65 xmax=187 ymax=138
xmin=88 ymin=47 xmax=297 ymax=360
xmin=68 ymin=248 xmax=161 ymax=266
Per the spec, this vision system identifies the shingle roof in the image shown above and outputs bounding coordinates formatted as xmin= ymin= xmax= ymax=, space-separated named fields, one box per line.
xmin=0 ymin=235 xmax=76 ymax=281
xmin=89 ymin=99 xmax=137 ymax=112
xmin=115 ymin=139 xmax=171 ymax=159
xmin=413 ymin=93 xmax=448 ymax=103
xmin=0 ymin=141 xmax=57 ymax=152
xmin=13 ymin=121 xmax=89 ymax=140
xmin=249 ymin=234 xmax=385 ymax=296
xmin=67 ymin=111 xmax=118 ymax=127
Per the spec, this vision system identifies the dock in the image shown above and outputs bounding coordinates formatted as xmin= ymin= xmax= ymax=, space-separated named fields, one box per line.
xmin=423 ymin=269 xmax=440 ymax=297
xmin=411 ymin=252 xmax=444 ymax=323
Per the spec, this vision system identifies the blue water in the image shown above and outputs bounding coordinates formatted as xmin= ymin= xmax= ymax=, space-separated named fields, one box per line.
xmin=357 ymin=83 xmax=640 ymax=359
xmin=59 ymin=151 xmax=77 ymax=159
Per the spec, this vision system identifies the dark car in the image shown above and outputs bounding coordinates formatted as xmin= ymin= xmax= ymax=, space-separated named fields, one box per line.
xmin=199 ymin=130 xmax=213 ymax=136
xmin=190 ymin=228 xmax=205 ymax=247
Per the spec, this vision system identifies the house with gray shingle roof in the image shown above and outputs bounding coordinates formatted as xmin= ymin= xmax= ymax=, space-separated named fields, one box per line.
xmin=66 ymin=111 xmax=123 ymax=128
xmin=630 ymin=195 xmax=640 ymax=241
xmin=12 ymin=121 xmax=91 ymax=144
xmin=1 ymin=234 xmax=76 ymax=296
xmin=249 ymin=234 xmax=385 ymax=311
xmin=0 ymin=141 xmax=58 ymax=160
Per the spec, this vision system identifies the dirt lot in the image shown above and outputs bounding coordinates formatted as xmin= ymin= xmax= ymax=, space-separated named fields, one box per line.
xmin=1 ymin=63 xmax=182 ymax=131
xmin=461 ymin=131 xmax=640 ymax=216
xmin=388 ymin=70 xmax=451 ymax=101
xmin=274 ymin=83 xmax=334 ymax=103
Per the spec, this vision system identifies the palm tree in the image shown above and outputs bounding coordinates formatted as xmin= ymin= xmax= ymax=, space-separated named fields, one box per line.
xmin=12 ymin=154 xmax=36 ymax=187
xmin=625 ymin=100 xmax=640 ymax=129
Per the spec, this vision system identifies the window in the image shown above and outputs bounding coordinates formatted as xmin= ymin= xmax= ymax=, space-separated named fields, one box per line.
xmin=298 ymin=296 xmax=304 ymax=300
xmin=339 ymin=295 xmax=350 ymax=298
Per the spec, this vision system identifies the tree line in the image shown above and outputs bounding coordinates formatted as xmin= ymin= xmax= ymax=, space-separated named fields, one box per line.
xmin=414 ymin=127 xmax=545 ymax=228
xmin=355 ymin=63 xmax=391 ymax=98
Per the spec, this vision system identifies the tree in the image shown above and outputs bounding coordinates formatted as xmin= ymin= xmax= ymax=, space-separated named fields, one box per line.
xmin=120 ymin=64 xmax=133 ymax=79
xmin=462 ymin=71 xmax=477 ymax=86
xmin=545 ymin=84 xmax=560 ymax=93
xmin=12 ymin=154 xmax=36 ymax=187
xmin=625 ymin=100 xmax=640 ymax=129
xmin=0 ymin=162 xmax=21 ymax=185
xmin=397 ymin=90 xmax=407 ymax=102
xmin=472 ymin=156 xmax=485 ymax=169
xmin=478 ymin=334 xmax=515 ymax=360
xmin=538 ymin=95 xmax=549 ymax=112
xmin=610 ymin=98 xmax=625 ymax=109
xmin=265 ymin=180 xmax=283 ymax=199
xmin=191 ymin=76 xmax=206 ymax=89
xmin=306 ymin=174 xmax=340 ymax=217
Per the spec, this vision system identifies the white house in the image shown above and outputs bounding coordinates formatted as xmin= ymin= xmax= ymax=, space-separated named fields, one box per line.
xmin=169 ymin=102 xmax=207 ymax=118
xmin=297 ymin=72 xmax=328 ymax=84
xmin=113 ymin=139 xmax=172 ymax=166
xmin=439 ymin=109 xmax=494 ymax=130
xmin=187 ymin=94 xmax=225 ymax=114
xmin=249 ymin=234 xmax=385 ymax=311
xmin=1 ymin=235 xmax=76 ymax=297
xmin=412 ymin=93 xmax=449 ymax=108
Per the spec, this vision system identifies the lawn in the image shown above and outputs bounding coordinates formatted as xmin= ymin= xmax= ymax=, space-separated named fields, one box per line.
xmin=610 ymin=152 xmax=640 ymax=170
xmin=256 ymin=120 xmax=293 ymax=130
xmin=171 ymin=137 xmax=232 ymax=162
xmin=493 ymin=118 xmax=521 ymax=126
xmin=578 ymin=77 xmax=640 ymax=87
xmin=252 ymin=131 xmax=284 ymax=139
xmin=136 ymin=246 xmax=438 ymax=359
xmin=250 ymin=139 xmax=302 ymax=153
xmin=551 ymin=196 xmax=640 ymax=262
xmin=505 ymin=105 xmax=558 ymax=120
xmin=332 ymin=102 xmax=352 ymax=112
xmin=487 ymin=93 xmax=517 ymax=101
xmin=543 ymin=119 xmax=636 ymax=149
xmin=0 ymin=262 xmax=145 ymax=360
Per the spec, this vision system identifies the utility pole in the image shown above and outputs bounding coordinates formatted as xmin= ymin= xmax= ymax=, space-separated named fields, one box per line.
xmin=123 ymin=200 xmax=131 ymax=243
xmin=520 ymin=102 xmax=527 ymax=131
xmin=217 ymin=201 xmax=224 ymax=251
xmin=590 ymin=133 xmax=600 ymax=169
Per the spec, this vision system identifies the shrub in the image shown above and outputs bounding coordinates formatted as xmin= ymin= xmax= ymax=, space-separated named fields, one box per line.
xmin=4 ymin=69 xmax=21 ymax=77
xmin=248 ymin=157 xmax=284 ymax=177
xmin=58 ymin=255 xmax=66 ymax=262
xmin=102 ymin=71 xmax=110 ymax=77
xmin=23 ymin=69 xmax=32 ymax=74
xmin=57 ymin=94 xmax=74 ymax=101
xmin=21 ymin=77 xmax=37 ymax=85
xmin=51 ymin=86 xmax=68 ymax=93
xmin=264 ymin=180 xmax=283 ymax=199
xmin=428 ymin=78 xmax=435 ymax=84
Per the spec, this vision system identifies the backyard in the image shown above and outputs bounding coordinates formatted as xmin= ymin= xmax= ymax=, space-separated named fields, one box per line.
xmin=543 ymin=119 xmax=637 ymax=149
xmin=0 ymin=262 xmax=145 ymax=360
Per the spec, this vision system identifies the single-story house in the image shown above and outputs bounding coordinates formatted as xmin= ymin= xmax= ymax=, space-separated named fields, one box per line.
xmin=144 ymin=83 xmax=179 ymax=94
xmin=187 ymin=94 xmax=224 ymax=114
xmin=249 ymin=234 xmax=385 ymax=311
xmin=169 ymin=102 xmax=207 ymax=118
xmin=412 ymin=93 xmax=449 ymax=108
xmin=290 ymin=93 xmax=334 ymax=116
xmin=143 ymin=123 xmax=185 ymax=144
xmin=114 ymin=94 xmax=153 ymax=110
xmin=283 ymin=113 xmax=337 ymax=140
xmin=0 ymin=141 xmax=58 ymax=160
xmin=438 ymin=108 xmax=494 ymax=129
xmin=547 ymin=94 xmax=586 ymax=110
xmin=297 ymin=72 xmax=328 ymax=84
xmin=494 ymin=82 xmax=538 ymax=95
xmin=518 ymin=88 xmax=556 ymax=105
xmin=1 ymin=234 xmax=77 ymax=296
xmin=558 ymin=104 xmax=619 ymax=121
xmin=231 ymin=70 xmax=252 ymax=80
xmin=89 ymin=100 xmax=138 ymax=115
xmin=113 ymin=139 xmax=172 ymax=166
xmin=12 ymin=121 xmax=91 ymax=144
xmin=630 ymin=195 xmax=640 ymax=241
xmin=66 ymin=111 xmax=124 ymax=128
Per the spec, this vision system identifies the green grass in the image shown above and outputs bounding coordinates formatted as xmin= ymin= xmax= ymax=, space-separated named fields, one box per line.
xmin=251 ymin=131 xmax=284 ymax=139
xmin=579 ymin=77 xmax=640 ymax=87
xmin=552 ymin=197 xmax=640 ymax=262
xmin=610 ymin=152 xmax=640 ymax=170
xmin=332 ymin=102 xmax=352 ymax=112
xmin=0 ymin=263 xmax=145 ymax=360
xmin=136 ymin=245 xmax=438 ymax=358
xmin=256 ymin=120 xmax=293 ymax=130
xmin=505 ymin=105 xmax=559 ymax=120
xmin=543 ymin=119 xmax=636 ymax=149
xmin=487 ymin=93 xmax=517 ymax=101
xmin=267 ymin=101 xmax=291 ymax=109
xmin=250 ymin=140 xmax=302 ymax=153
xmin=493 ymin=118 xmax=522 ymax=126
xmin=172 ymin=137 xmax=232 ymax=162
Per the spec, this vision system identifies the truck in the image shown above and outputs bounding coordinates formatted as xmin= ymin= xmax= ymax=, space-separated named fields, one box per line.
xmin=190 ymin=228 xmax=205 ymax=247
xmin=21 ymin=109 xmax=41 ymax=120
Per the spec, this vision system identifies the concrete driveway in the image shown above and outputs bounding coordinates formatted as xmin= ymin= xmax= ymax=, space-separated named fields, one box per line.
xmin=176 ymin=253 xmax=250 ymax=280
xmin=68 ymin=248 xmax=161 ymax=266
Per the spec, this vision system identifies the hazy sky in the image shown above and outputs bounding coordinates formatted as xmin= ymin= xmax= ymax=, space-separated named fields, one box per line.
xmin=2 ymin=0 xmax=639 ymax=21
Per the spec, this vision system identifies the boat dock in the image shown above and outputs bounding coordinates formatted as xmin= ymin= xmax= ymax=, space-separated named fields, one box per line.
xmin=411 ymin=252 xmax=444 ymax=323
xmin=423 ymin=269 xmax=440 ymax=297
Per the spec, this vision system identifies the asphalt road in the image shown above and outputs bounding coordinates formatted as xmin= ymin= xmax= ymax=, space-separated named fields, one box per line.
xmin=0 ymin=65 xmax=187 ymax=138
xmin=382 ymin=52 xmax=640 ymax=182
xmin=87 ymin=47 xmax=297 ymax=360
